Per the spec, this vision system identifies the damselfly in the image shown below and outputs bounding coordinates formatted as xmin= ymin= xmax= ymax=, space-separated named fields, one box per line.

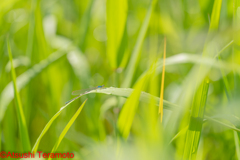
xmin=65 ymin=85 xmax=105 ymax=104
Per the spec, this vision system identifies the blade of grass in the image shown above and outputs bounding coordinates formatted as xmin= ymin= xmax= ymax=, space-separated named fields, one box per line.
xmin=214 ymin=40 xmax=234 ymax=58
xmin=183 ymin=80 xmax=209 ymax=159
xmin=155 ymin=53 xmax=240 ymax=77
xmin=121 ymin=0 xmax=156 ymax=88
xmin=48 ymin=99 xmax=87 ymax=160
xmin=234 ymin=129 xmax=240 ymax=160
xmin=65 ymin=87 xmax=240 ymax=133
xmin=218 ymin=56 xmax=232 ymax=100
xmin=84 ymin=87 xmax=179 ymax=110
xmin=163 ymin=40 xmax=235 ymax=145
xmin=208 ymin=0 xmax=222 ymax=32
xmin=7 ymin=38 xmax=31 ymax=152
xmin=31 ymin=96 xmax=84 ymax=152
xmin=35 ymin=0 xmax=49 ymax=58
xmin=159 ymin=37 xmax=166 ymax=122
xmin=26 ymin=0 xmax=36 ymax=59
xmin=145 ymin=62 xmax=160 ymax=141
xmin=169 ymin=126 xmax=189 ymax=145
xmin=233 ymin=0 xmax=240 ymax=99
xmin=78 ymin=0 xmax=94 ymax=51
xmin=106 ymin=0 xmax=127 ymax=68
xmin=182 ymin=0 xmax=222 ymax=158
xmin=117 ymin=74 xmax=149 ymax=139
xmin=218 ymin=50 xmax=239 ymax=159
xmin=204 ymin=116 xmax=240 ymax=133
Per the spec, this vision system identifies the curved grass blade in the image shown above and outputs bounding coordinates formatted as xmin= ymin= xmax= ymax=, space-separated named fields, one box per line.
xmin=169 ymin=126 xmax=189 ymax=145
xmin=204 ymin=115 xmax=240 ymax=133
xmin=31 ymin=96 xmax=83 ymax=152
xmin=79 ymin=87 xmax=240 ymax=133
xmin=65 ymin=85 xmax=240 ymax=134
xmin=7 ymin=38 xmax=31 ymax=152
xmin=48 ymin=99 xmax=87 ymax=160
xmin=84 ymin=87 xmax=179 ymax=110
xmin=155 ymin=53 xmax=240 ymax=75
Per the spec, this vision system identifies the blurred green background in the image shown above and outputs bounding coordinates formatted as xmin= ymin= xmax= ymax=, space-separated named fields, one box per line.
xmin=1 ymin=0 xmax=240 ymax=159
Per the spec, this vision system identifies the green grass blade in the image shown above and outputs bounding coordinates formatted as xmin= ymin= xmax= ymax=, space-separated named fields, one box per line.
xmin=214 ymin=40 xmax=234 ymax=58
xmin=182 ymin=1 xmax=222 ymax=157
xmin=234 ymin=130 xmax=240 ymax=160
xmin=121 ymin=0 xmax=156 ymax=87
xmin=145 ymin=62 xmax=160 ymax=141
xmin=31 ymin=96 xmax=84 ymax=152
xmin=26 ymin=0 xmax=36 ymax=59
xmin=66 ymin=87 xmax=240 ymax=134
xmin=233 ymin=0 xmax=240 ymax=99
xmin=84 ymin=87 xmax=178 ymax=110
xmin=78 ymin=0 xmax=94 ymax=51
xmin=48 ymin=99 xmax=87 ymax=160
xmin=106 ymin=0 xmax=127 ymax=68
xmin=7 ymin=38 xmax=31 ymax=152
xmin=0 ymin=49 xmax=68 ymax=123
xmin=204 ymin=114 xmax=240 ymax=160
xmin=169 ymin=126 xmax=189 ymax=145
xmin=117 ymin=75 xmax=149 ymax=139
xmin=209 ymin=0 xmax=222 ymax=32
xmin=218 ymin=52 xmax=238 ymax=159
xmin=35 ymin=0 xmax=49 ymax=57
xmin=155 ymin=53 xmax=240 ymax=76
xmin=183 ymin=80 xmax=209 ymax=159
xmin=218 ymin=56 xmax=232 ymax=100
xmin=204 ymin=115 xmax=240 ymax=133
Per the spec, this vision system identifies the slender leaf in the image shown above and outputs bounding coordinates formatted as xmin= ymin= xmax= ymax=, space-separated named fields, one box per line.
xmin=209 ymin=0 xmax=222 ymax=32
xmin=204 ymin=115 xmax=240 ymax=133
xmin=78 ymin=0 xmax=94 ymax=51
xmin=31 ymin=96 xmax=84 ymax=152
xmin=7 ymin=38 xmax=31 ymax=152
xmin=66 ymin=86 xmax=240 ymax=133
xmin=183 ymin=80 xmax=209 ymax=159
xmin=85 ymin=87 xmax=178 ymax=110
xmin=107 ymin=0 xmax=128 ymax=68
xmin=117 ymin=74 xmax=149 ymax=139
xmin=234 ymin=130 xmax=240 ymax=160
xmin=159 ymin=37 xmax=166 ymax=122
xmin=121 ymin=0 xmax=156 ymax=87
xmin=48 ymin=99 xmax=87 ymax=160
